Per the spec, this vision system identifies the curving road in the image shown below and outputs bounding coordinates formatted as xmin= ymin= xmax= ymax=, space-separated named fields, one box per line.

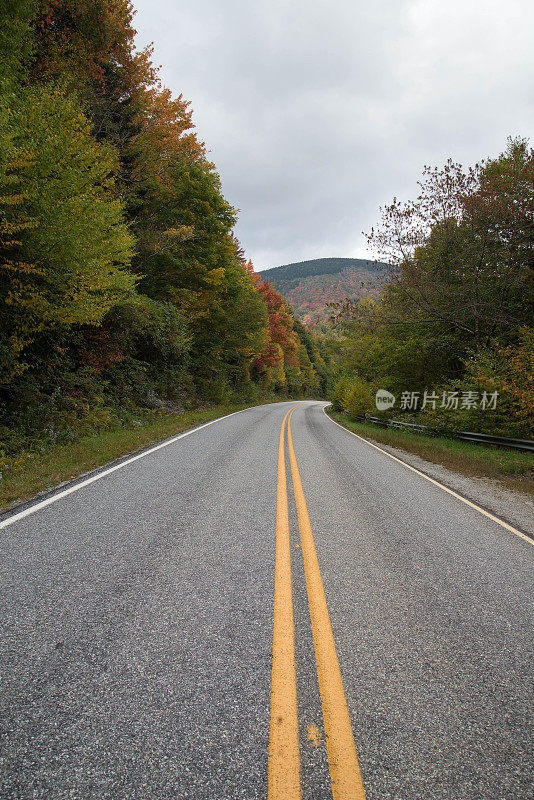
xmin=0 ymin=401 xmax=532 ymax=799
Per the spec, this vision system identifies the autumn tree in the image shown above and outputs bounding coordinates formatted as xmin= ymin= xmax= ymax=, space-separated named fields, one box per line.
xmin=334 ymin=138 xmax=533 ymax=434
xmin=0 ymin=85 xmax=135 ymax=380
xmin=366 ymin=138 xmax=533 ymax=351
xmin=251 ymin=278 xmax=297 ymax=389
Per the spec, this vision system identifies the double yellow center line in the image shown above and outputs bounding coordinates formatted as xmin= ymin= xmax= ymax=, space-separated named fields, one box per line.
xmin=268 ymin=406 xmax=366 ymax=800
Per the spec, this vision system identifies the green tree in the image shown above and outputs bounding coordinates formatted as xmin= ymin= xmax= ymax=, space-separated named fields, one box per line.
xmin=0 ymin=0 xmax=36 ymax=89
xmin=333 ymin=138 xmax=534 ymax=436
xmin=0 ymin=84 xmax=135 ymax=379
xmin=80 ymin=296 xmax=191 ymax=405
xmin=366 ymin=139 xmax=533 ymax=352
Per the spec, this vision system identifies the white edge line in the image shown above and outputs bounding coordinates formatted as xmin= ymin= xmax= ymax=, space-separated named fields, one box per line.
xmin=0 ymin=406 xmax=259 ymax=531
xmin=323 ymin=407 xmax=533 ymax=546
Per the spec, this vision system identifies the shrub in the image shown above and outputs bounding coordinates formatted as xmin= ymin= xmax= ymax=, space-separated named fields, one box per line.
xmin=331 ymin=375 xmax=352 ymax=412
xmin=346 ymin=378 xmax=373 ymax=420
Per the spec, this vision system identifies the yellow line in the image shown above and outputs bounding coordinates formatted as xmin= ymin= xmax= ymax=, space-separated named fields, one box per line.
xmin=268 ymin=407 xmax=301 ymax=800
xmin=287 ymin=409 xmax=366 ymax=800
xmin=324 ymin=408 xmax=533 ymax=546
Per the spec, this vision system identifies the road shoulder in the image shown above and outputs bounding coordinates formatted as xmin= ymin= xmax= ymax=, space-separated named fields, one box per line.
xmin=326 ymin=410 xmax=534 ymax=540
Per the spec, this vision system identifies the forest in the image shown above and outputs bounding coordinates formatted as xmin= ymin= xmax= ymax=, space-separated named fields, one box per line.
xmin=1 ymin=1 xmax=531 ymax=496
xmin=0 ymin=0 xmax=328 ymax=466
xmin=331 ymin=140 xmax=534 ymax=438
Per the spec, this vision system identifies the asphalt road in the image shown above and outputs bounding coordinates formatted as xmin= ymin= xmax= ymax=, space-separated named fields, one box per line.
xmin=0 ymin=401 xmax=532 ymax=799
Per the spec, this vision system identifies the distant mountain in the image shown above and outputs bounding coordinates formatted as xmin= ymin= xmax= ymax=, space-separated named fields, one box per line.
xmin=258 ymin=257 xmax=388 ymax=330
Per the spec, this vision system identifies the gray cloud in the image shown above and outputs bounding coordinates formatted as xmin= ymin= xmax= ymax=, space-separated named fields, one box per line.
xmin=133 ymin=0 xmax=534 ymax=269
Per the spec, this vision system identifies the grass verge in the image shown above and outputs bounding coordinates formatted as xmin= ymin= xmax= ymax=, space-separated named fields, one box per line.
xmin=328 ymin=411 xmax=534 ymax=497
xmin=0 ymin=402 xmax=272 ymax=511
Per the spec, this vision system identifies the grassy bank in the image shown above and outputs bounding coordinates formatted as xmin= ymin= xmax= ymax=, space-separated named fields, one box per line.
xmin=0 ymin=401 xmax=275 ymax=510
xmin=328 ymin=411 xmax=534 ymax=496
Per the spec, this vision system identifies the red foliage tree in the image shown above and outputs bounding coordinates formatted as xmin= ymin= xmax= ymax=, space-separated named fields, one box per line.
xmin=250 ymin=269 xmax=299 ymax=374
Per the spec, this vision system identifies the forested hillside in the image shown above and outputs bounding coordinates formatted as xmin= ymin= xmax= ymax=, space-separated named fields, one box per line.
xmin=331 ymin=141 xmax=534 ymax=438
xmin=0 ymin=0 xmax=328 ymax=466
xmin=259 ymin=258 xmax=388 ymax=329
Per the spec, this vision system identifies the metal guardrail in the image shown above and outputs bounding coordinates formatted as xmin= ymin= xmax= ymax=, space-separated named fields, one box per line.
xmin=455 ymin=431 xmax=534 ymax=452
xmin=346 ymin=413 xmax=534 ymax=453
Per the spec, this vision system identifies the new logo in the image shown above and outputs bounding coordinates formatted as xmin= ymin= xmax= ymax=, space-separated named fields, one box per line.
xmin=375 ymin=390 xmax=395 ymax=411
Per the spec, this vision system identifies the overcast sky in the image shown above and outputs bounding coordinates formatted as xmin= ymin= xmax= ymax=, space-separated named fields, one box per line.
xmin=132 ymin=0 xmax=533 ymax=271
